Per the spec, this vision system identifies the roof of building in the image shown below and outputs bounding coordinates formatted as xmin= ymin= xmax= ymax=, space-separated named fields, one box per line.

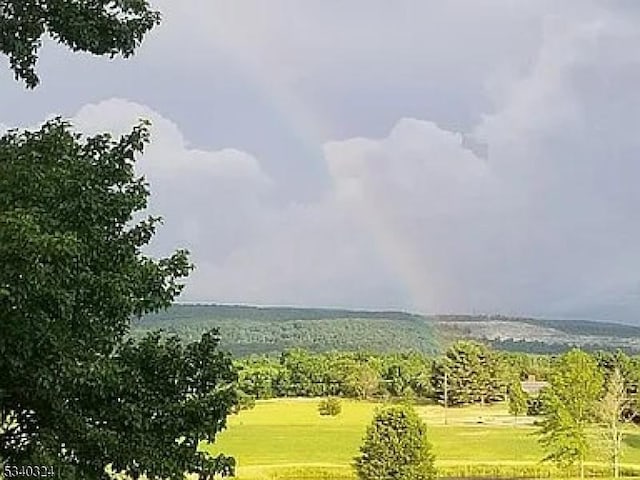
xmin=521 ymin=380 xmax=548 ymax=395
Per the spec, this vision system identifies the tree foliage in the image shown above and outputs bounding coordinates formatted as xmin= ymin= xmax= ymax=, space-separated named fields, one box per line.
xmin=508 ymin=381 xmax=528 ymax=422
xmin=0 ymin=0 xmax=161 ymax=88
xmin=597 ymin=368 xmax=627 ymax=478
xmin=431 ymin=341 xmax=506 ymax=406
xmin=0 ymin=120 xmax=238 ymax=479
xmin=136 ymin=305 xmax=439 ymax=356
xmin=538 ymin=349 xmax=603 ymax=479
xmin=236 ymin=350 xmax=434 ymax=401
xmin=595 ymin=350 xmax=640 ymax=423
xmin=354 ymin=405 xmax=436 ymax=480
xmin=347 ymin=363 xmax=381 ymax=400
xmin=318 ymin=397 xmax=342 ymax=417
xmin=382 ymin=357 xmax=428 ymax=399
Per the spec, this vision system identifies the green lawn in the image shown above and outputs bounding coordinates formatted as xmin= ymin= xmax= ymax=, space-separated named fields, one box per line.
xmin=201 ymin=398 xmax=640 ymax=479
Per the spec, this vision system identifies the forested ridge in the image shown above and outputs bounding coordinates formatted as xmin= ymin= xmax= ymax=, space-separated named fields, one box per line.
xmin=134 ymin=304 xmax=640 ymax=356
xmin=133 ymin=304 xmax=439 ymax=355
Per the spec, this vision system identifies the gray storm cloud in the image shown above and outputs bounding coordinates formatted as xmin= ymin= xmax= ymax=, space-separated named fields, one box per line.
xmin=323 ymin=13 xmax=640 ymax=319
xmin=3 ymin=1 xmax=640 ymax=320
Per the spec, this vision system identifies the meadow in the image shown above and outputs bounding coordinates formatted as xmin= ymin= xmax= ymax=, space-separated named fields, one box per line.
xmin=202 ymin=399 xmax=640 ymax=480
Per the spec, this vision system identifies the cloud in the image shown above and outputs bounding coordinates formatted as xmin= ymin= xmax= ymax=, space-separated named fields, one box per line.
xmin=69 ymin=98 xmax=408 ymax=309
xmin=74 ymin=99 xmax=270 ymax=184
xmin=323 ymin=10 xmax=640 ymax=319
xmin=64 ymin=4 xmax=640 ymax=320
xmin=3 ymin=2 xmax=640 ymax=320
xmin=72 ymin=99 xmax=274 ymax=266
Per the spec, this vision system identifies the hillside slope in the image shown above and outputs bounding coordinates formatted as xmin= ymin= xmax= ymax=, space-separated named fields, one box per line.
xmin=134 ymin=304 xmax=640 ymax=356
xmin=133 ymin=304 xmax=439 ymax=356
xmin=434 ymin=314 xmax=640 ymax=354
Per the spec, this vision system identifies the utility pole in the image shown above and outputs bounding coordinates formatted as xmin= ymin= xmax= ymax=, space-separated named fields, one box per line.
xmin=444 ymin=370 xmax=449 ymax=426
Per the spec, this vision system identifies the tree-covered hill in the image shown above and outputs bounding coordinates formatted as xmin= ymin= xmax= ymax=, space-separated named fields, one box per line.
xmin=133 ymin=304 xmax=640 ymax=356
xmin=133 ymin=304 xmax=439 ymax=356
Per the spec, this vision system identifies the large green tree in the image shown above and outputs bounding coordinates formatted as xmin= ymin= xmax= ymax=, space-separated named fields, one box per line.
xmin=381 ymin=353 xmax=431 ymax=399
xmin=237 ymin=357 xmax=282 ymax=400
xmin=0 ymin=120 xmax=238 ymax=479
xmin=431 ymin=341 xmax=505 ymax=406
xmin=354 ymin=405 xmax=436 ymax=480
xmin=278 ymin=348 xmax=328 ymax=397
xmin=0 ymin=0 xmax=160 ymax=88
xmin=538 ymin=349 xmax=603 ymax=480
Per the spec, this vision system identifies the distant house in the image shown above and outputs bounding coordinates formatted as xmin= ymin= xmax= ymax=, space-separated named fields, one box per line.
xmin=521 ymin=375 xmax=548 ymax=396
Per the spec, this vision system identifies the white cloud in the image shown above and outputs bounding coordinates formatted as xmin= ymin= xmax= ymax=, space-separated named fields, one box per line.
xmin=68 ymin=98 xmax=407 ymax=309
xmin=73 ymin=99 xmax=270 ymax=184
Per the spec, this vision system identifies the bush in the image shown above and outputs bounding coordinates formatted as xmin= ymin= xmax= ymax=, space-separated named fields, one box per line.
xmin=354 ymin=405 xmax=436 ymax=480
xmin=318 ymin=397 xmax=342 ymax=416
xmin=233 ymin=390 xmax=257 ymax=414
xmin=527 ymin=396 xmax=545 ymax=416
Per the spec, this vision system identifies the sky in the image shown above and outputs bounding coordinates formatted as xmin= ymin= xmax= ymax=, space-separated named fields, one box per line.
xmin=2 ymin=1 xmax=640 ymax=321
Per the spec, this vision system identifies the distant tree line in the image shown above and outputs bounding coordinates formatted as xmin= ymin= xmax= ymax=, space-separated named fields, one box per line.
xmin=236 ymin=342 xmax=640 ymax=414
xmin=235 ymin=341 xmax=556 ymax=404
xmin=237 ymin=348 xmax=431 ymax=400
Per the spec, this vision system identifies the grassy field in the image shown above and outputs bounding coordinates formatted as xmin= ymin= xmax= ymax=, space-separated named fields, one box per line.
xmin=202 ymin=398 xmax=640 ymax=479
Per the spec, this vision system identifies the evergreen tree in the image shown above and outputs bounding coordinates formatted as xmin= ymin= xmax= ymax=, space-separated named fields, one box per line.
xmin=355 ymin=405 xmax=436 ymax=480
xmin=431 ymin=341 xmax=505 ymax=406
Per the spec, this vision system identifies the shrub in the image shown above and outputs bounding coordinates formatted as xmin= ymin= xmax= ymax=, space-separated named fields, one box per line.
xmin=233 ymin=390 xmax=257 ymax=413
xmin=318 ymin=397 xmax=342 ymax=416
xmin=527 ymin=396 xmax=545 ymax=416
xmin=354 ymin=405 xmax=436 ymax=480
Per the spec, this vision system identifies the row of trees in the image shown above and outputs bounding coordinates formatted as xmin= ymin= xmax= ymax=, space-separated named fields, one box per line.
xmin=236 ymin=342 xmax=555 ymax=405
xmin=237 ymin=349 xmax=430 ymax=400
xmin=238 ymin=343 xmax=640 ymax=412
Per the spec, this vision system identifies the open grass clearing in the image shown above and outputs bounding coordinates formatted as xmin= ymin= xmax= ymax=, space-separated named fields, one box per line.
xmin=201 ymin=398 xmax=640 ymax=479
